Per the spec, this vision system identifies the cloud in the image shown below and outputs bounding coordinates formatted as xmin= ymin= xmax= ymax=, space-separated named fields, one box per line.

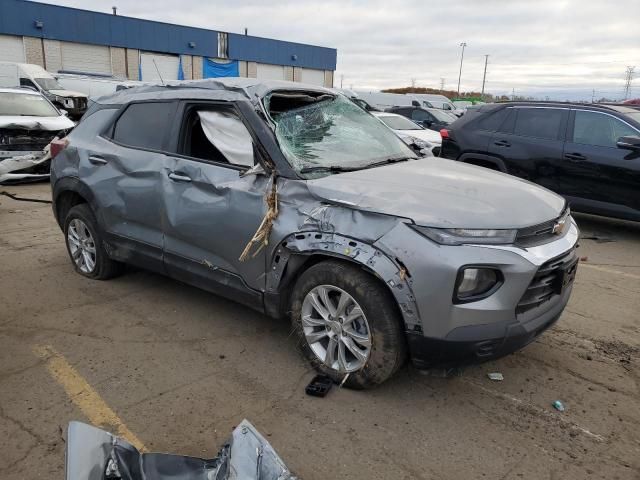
xmin=38 ymin=0 xmax=640 ymax=100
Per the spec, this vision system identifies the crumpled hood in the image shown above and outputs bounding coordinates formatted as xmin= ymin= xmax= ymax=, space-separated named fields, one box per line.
xmin=306 ymin=158 xmax=566 ymax=229
xmin=0 ymin=114 xmax=75 ymax=131
xmin=48 ymin=89 xmax=87 ymax=98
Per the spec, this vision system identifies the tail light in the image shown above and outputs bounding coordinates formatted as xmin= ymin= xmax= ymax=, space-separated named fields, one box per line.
xmin=50 ymin=138 xmax=69 ymax=159
xmin=440 ymin=128 xmax=450 ymax=139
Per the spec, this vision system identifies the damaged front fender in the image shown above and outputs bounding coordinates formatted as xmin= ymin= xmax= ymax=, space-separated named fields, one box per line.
xmin=66 ymin=420 xmax=297 ymax=480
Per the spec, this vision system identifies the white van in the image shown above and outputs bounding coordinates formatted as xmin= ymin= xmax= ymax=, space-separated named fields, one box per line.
xmin=409 ymin=94 xmax=460 ymax=115
xmin=353 ymin=91 xmax=422 ymax=111
xmin=55 ymin=74 xmax=147 ymax=101
xmin=0 ymin=62 xmax=88 ymax=118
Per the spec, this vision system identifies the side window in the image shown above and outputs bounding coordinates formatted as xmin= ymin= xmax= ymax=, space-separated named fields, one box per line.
xmin=112 ymin=102 xmax=175 ymax=150
xmin=477 ymin=108 xmax=509 ymax=131
xmin=20 ymin=78 xmax=37 ymax=89
xmin=513 ymin=108 xmax=564 ymax=140
xmin=411 ymin=109 xmax=430 ymax=122
xmin=179 ymin=106 xmax=254 ymax=167
xmin=572 ymin=111 xmax=638 ymax=148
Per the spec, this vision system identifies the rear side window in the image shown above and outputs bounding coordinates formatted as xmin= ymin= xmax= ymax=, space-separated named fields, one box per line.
xmin=514 ymin=108 xmax=564 ymax=140
xmin=112 ymin=102 xmax=175 ymax=150
xmin=411 ymin=109 xmax=432 ymax=122
xmin=476 ymin=108 xmax=509 ymax=131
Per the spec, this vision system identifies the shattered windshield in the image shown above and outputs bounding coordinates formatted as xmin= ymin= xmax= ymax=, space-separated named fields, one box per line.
xmin=0 ymin=92 xmax=60 ymax=117
xmin=267 ymin=92 xmax=416 ymax=174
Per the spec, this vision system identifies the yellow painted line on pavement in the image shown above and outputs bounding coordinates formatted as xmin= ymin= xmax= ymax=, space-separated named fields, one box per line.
xmin=579 ymin=263 xmax=640 ymax=281
xmin=33 ymin=344 xmax=145 ymax=451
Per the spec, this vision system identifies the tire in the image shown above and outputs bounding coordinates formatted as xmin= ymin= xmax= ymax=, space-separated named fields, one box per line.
xmin=63 ymin=203 xmax=123 ymax=280
xmin=290 ymin=260 xmax=407 ymax=389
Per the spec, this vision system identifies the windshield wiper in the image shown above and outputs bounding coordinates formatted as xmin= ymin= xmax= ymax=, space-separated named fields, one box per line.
xmin=362 ymin=157 xmax=413 ymax=169
xmin=300 ymin=165 xmax=364 ymax=174
xmin=300 ymin=157 xmax=413 ymax=175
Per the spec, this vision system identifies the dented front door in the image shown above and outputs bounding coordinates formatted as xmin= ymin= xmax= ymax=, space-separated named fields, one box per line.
xmin=161 ymin=156 xmax=270 ymax=304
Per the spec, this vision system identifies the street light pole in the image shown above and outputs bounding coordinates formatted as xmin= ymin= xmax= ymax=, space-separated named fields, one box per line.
xmin=481 ymin=54 xmax=489 ymax=100
xmin=457 ymin=42 xmax=467 ymax=97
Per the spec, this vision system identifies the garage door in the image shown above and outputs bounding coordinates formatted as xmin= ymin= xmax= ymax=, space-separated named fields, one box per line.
xmin=60 ymin=42 xmax=111 ymax=75
xmin=140 ymin=52 xmax=180 ymax=82
xmin=0 ymin=35 xmax=26 ymax=63
xmin=300 ymin=68 xmax=325 ymax=86
xmin=256 ymin=63 xmax=285 ymax=81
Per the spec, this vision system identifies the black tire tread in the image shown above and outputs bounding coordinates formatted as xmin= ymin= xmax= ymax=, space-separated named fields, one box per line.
xmin=290 ymin=260 xmax=407 ymax=389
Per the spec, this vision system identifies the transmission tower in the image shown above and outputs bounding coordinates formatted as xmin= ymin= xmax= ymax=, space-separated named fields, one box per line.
xmin=624 ymin=66 xmax=635 ymax=100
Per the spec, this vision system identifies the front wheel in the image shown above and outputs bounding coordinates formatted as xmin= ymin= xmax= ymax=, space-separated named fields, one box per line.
xmin=290 ymin=260 xmax=407 ymax=389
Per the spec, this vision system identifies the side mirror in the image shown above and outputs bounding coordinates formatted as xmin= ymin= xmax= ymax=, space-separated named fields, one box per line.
xmin=423 ymin=120 xmax=433 ymax=127
xmin=616 ymin=136 xmax=640 ymax=151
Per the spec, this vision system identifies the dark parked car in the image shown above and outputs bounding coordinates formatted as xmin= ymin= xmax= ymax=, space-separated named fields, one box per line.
xmin=50 ymin=80 xmax=579 ymax=388
xmin=440 ymin=102 xmax=640 ymax=222
xmin=385 ymin=106 xmax=456 ymax=132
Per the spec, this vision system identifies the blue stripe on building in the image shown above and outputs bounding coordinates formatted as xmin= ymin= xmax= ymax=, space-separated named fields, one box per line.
xmin=0 ymin=0 xmax=337 ymax=70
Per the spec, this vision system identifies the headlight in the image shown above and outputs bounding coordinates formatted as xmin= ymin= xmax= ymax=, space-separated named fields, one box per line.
xmin=401 ymin=135 xmax=432 ymax=149
xmin=63 ymin=98 xmax=74 ymax=108
xmin=454 ymin=267 xmax=502 ymax=302
xmin=411 ymin=226 xmax=517 ymax=245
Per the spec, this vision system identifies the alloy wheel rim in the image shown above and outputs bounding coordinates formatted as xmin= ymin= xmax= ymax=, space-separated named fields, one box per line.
xmin=301 ymin=285 xmax=372 ymax=373
xmin=67 ymin=219 xmax=97 ymax=273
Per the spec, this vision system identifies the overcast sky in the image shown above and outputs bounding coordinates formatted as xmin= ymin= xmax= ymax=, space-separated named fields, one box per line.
xmin=39 ymin=0 xmax=639 ymax=100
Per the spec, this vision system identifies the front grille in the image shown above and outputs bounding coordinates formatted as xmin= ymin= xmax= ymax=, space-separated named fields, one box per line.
xmin=516 ymin=249 xmax=577 ymax=314
xmin=0 ymin=129 xmax=57 ymax=152
xmin=515 ymin=207 xmax=570 ymax=247
xmin=73 ymin=97 xmax=87 ymax=110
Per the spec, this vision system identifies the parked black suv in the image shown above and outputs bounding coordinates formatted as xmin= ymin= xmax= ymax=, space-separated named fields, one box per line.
xmin=386 ymin=106 xmax=456 ymax=132
xmin=440 ymin=102 xmax=640 ymax=222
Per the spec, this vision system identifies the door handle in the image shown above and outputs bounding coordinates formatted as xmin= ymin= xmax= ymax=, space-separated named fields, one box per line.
xmin=168 ymin=172 xmax=192 ymax=182
xmin=494 ymin=140 xmax=510 ymax=147
xmin=565 ymin=153 xmax=586 ymax=162
xmin=88 ymin=155 xmax=108 ymax=165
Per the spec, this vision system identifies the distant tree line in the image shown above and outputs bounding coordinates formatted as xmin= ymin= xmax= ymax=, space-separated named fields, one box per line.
xmin=381 ymin=86 xmax=509 ymax=101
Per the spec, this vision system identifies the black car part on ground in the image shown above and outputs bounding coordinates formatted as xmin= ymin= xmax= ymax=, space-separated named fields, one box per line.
xmin=66 ymin=420 xmax=298 ymax=480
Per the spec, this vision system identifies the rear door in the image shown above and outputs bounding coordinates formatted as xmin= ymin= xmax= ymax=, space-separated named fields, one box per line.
xmin=161 ymin=100 xmax=270 ymax=304
xmin=84 ymin=100 xmax=178 ymax=272
xmin=561 ymin=109 xmax=640 ymax=217
xmin=489 ymin=107 xmax=568 ymax=192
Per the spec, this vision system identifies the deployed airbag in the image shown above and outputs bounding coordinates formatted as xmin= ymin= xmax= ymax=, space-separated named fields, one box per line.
xmin=197 ymin=110 xmax=254 ymax=167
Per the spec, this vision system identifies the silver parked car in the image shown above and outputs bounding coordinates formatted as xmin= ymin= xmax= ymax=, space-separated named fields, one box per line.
xmin=50 ymin=79 xmax=579 ymax=388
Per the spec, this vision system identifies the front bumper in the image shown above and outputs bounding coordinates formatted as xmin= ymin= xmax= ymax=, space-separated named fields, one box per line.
xmin=375 ymin=218 xmax=580 ymax=368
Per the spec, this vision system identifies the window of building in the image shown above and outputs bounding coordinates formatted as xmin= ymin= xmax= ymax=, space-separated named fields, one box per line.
xmin=112 ymin=102 xmax=176 ymax=150
xmin=217 ymin=32 xmax=229 ymax=59
xmin=573 ymin=110 xmax=639 ymax=148
xmin=513 ymin=108 xmax=564 ymax=140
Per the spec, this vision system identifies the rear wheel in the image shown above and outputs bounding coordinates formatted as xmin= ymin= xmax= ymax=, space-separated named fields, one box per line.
xmin=64 ymin=204 xmax=123 ymax=280
xmin=291 ymin=260 xmax=406 ymax=389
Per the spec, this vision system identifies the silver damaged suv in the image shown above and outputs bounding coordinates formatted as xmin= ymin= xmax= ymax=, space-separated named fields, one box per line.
xmin=50 ymin=79 xmax=579 ymax=389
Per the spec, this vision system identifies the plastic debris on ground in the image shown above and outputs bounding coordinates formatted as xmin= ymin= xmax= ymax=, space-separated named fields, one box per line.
xmin=305 ymin=374 xmax=334 ymax=397
xmin=487 ymin=372 xmax=504 ymax=381
xmin=552 ymin=400 xmax=566 ymax=412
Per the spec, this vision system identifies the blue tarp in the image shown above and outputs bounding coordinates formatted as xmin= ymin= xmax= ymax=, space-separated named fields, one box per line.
xmin=203 ymin=58 xmax=239 ymax=78
xmin=178 ymin=56 xmax=185 ymax=80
